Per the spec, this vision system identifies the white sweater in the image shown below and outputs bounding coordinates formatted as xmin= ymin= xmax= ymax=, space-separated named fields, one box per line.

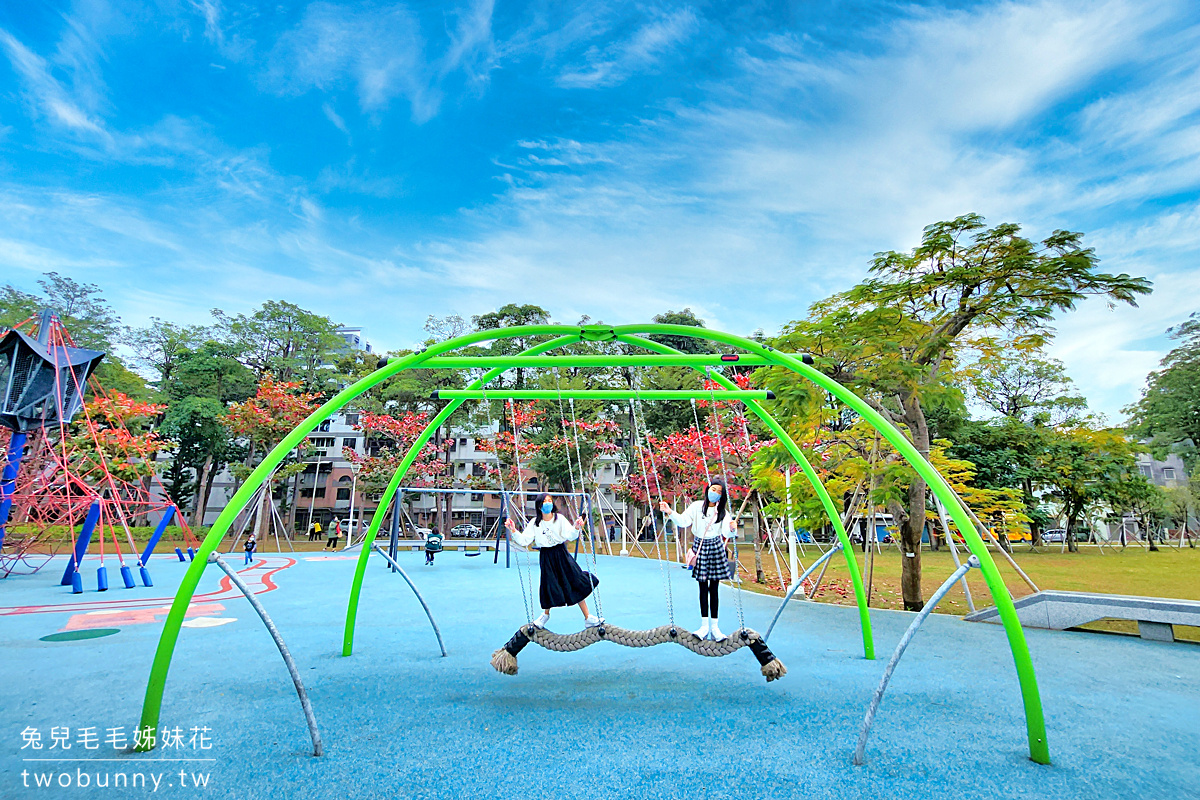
xmin=511 ymin=515 xmax=579 ymax=549
xmin=668 ymin=501 xmax=736 ymax=541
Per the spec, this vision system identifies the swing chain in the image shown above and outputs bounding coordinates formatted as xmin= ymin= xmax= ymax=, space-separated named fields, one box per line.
xmin=628 ymin=393 xmax=676 ymax=626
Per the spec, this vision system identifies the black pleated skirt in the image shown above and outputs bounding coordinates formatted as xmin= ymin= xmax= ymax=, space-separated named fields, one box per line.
xmin=538 ymin=543 xmax=599 ymax=609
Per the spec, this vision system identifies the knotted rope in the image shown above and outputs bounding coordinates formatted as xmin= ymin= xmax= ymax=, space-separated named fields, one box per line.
xmin=490 ymin=623 xmax=786 ymax=682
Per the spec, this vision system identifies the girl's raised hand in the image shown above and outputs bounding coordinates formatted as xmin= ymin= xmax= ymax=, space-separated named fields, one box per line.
xmin=574 ymin=517 xmax=585 ymax=530
xmin=658 ymin=501 xmax=671 ymax=514
xmin=504 ymin=518 xmax=516 ymax=531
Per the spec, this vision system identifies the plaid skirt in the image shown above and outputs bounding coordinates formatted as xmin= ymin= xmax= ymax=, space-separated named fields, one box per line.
xmin=691 ymin=535 xmax=734 ymax=582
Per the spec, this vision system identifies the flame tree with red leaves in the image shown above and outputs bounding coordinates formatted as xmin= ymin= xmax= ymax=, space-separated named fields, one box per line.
xmin=224 ymin=378 xmax=321 ymax=538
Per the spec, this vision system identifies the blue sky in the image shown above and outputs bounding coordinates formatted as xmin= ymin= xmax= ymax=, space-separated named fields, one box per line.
xmin=1 ymin=1 xmax=1199 ymax=419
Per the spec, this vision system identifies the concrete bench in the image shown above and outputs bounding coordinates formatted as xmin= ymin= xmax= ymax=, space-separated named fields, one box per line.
xmin=964 ymin=590 xmax=1200 ymax=643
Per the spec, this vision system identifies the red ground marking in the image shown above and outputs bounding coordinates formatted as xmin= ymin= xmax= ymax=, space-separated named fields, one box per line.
xmin=0 ymin=557 xmax=296 ymax=617
xmin=62 ymin=603 xmax=227 ymax=631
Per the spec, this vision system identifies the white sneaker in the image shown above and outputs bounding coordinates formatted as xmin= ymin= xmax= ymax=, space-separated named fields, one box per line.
xmin=692 ymin=618 xmax=711 ymax=638
xmin=532 ymin=612 xmax=549 ymax=629
xmin=709 ymin=621 xmax=727 ymax=642
xmin=584 ymin=615 xmax=602 ymax=628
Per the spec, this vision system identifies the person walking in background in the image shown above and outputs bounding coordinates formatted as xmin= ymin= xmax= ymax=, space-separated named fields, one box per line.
xmin=326 ymin=519 xmax=342 ymax=550
xmin=309 ymin=520 xmax=322 ymax=542
xmin=243 ymin=534 xmax=257 ymax=566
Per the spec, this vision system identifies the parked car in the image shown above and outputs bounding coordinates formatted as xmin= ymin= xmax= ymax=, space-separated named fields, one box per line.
xmin=1042 ymin=528 xmax=1090 ymax=543
xmin=451 ymin=523 xmax=482 ymax=539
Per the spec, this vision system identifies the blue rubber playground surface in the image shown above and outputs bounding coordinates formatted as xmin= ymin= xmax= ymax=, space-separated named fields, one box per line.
xmin=2 ymin=548 xmax=1198 ymax=799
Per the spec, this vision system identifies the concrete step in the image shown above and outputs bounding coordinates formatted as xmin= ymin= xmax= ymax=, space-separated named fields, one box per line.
xmin=964 ymin=590 xmax=1200 ymax=643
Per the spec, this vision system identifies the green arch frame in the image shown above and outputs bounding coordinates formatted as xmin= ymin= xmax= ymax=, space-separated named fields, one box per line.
xmin=136 ymin=323 xmax=1049 ymax=765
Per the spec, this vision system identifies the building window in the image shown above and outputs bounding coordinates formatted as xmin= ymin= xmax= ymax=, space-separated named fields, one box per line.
xmin=336 ymin=488 xmax=351 ymax=500
xmin=318 ymin=419 xmax=332 ymax=432
xmin=310 ymin=437 xmax=336 ymax=448
xmin=1163 ymin=467 xmax=1176 ymax=480
xmin=344 ymin=413 xmax=359 ymax=427
xmin=460 ymin=437 xmax=468 ymax=447
xmin=300 ymin=488 xmax=313 ymax=498
xmin=1139 ymin=465 xmax=1152 ymax=478
xmin=471 ymin=493 xmax=483 ymax=501
xmin=342 ymin=437 xmax=357 ymax=449
xmin=315 ymin=488 xmax=326 ymax=498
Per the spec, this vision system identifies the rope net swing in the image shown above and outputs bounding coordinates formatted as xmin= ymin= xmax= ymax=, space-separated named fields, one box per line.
xmin=490 ymin=364 xmax=786 ymax=682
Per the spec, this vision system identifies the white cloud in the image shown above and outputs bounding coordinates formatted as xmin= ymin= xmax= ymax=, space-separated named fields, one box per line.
xmin=393 ymin=0 xmax=1200 ymax=416
xmin=0 ymin=28 xmax=110 ymax=140
xmin=263 ymin=0 xmax=498 ymax=122
xmin=557 ymin=7 xmax=699 ymax=88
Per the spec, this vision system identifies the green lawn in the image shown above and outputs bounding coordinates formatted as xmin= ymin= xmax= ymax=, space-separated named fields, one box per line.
xmin=571 ymin=539 xmax=1200 ymax=612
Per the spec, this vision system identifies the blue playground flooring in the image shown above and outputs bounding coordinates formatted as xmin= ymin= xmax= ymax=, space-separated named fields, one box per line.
xmin=2 ymin=549 xmax=1198 ymax=799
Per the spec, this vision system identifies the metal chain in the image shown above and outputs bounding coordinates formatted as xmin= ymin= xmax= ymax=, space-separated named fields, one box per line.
xmin=483 ymin=392 xmax=532 ymax=622
xmin=551 ymin=366 xmax=604 ymax=619
xmin=706 ymin=371 xmax=746 ymax=631
xmin=691 ymin=397 xmax=712 ymax=484
xmin=507 ymin=398 xmax=540 ymax=616
xmin=737 ymin=408 xmax=787 ymax=590
xmin=628 ymin=390 xmax=676 ymax=626
xmin=567 ymin=397 xmax=604 ymax=620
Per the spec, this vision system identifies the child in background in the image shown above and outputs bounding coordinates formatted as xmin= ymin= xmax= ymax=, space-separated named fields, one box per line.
xmin=243 ymin=535 xmax=257 ymax=566
xmin=425 ymin=529 xmax=444 ymax=565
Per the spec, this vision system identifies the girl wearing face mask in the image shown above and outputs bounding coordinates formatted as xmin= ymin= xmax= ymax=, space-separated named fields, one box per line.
xmin=505 ymin=493 xmax=601 ymax=630
xmin=659 ymin=479 xmax=737 ymax=641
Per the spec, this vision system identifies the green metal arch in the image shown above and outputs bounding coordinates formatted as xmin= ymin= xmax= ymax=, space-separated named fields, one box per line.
xmin=136 ymin=322 xmax=1048 ymax=765
xmin=341 ymin=331 xmax=875 ymax=662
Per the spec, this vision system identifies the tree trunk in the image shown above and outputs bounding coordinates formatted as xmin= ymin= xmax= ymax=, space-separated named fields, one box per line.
xmin=898 ymin=394 xmax=929 ymax=612
xmin=1065 ymin=504 xmax=1081 ymax=553
xmin=752 ymin=500 xmax=764 ymax=584
xmin=257 ymin=481 xmax=273 ymax=541
xmin=1024 ymin=478 xmax=1042 ymax=547
xmin=191 ymin=455 xmax=213 ymax=527
xmin=898 ymin=479 xmax=927 ymax=611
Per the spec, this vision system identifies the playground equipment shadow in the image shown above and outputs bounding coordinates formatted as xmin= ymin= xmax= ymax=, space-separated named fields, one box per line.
xmin=1 ymin=551 xmax=1197 ymax=799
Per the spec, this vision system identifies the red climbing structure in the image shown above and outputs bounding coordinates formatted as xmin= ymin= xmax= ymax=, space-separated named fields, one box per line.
xmin=0 ymin=311 xmax=198 ymax=585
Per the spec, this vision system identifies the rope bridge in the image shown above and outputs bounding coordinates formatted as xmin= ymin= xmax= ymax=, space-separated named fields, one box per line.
xmin=491 ymin=623 xmax=787 ymax=682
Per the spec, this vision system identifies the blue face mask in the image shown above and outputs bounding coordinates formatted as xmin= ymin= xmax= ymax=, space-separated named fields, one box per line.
xmin=541 ymin=502 xmax=554 ymax=516
xmin=707 ymin=489 xmax=721 ymax=503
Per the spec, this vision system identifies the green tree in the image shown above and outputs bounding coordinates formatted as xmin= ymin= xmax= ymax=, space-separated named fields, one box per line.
xmin=768 ymin=214 xmax=1150 ymax=608
xmin=213 ymin=300 xmax=344 ymax=392
xmin=1128 ymin=313 xmax=1200 ymax=472
xmin=0 ymin=285 xmax=40 ymax=329
xmin=1038 ymin=426 xmax=1135 ymax=552
xmin=168 ymin=342 xmax=257 ymax=405
xmin=36 ymin=272 xmax=121 ymax=350
xmin=968 ymin=345 xmax=1088 ymax=426
xmin=158 ymin=397 xmax=241 ymax=520
xmin=124 ymin=317 xmax=211 ymax=386
xmin=471 ymin=304 xmax=551 ymax=389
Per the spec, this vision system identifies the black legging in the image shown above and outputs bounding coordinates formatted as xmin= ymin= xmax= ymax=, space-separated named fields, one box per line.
xmin=697 ymin=579 xmax=720 ymax=617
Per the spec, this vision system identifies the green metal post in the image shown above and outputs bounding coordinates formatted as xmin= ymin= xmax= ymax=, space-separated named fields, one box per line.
xmin=434 ymin=389 xmax=773 ymax=401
